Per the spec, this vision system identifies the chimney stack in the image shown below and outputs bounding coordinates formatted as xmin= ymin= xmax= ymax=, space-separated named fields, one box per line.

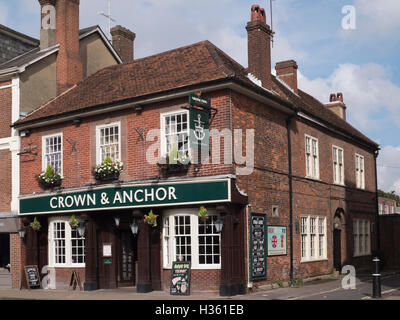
xmin=39 ymin=0 xmax=57 ymax=50
xmin=111 ymin=26 xmax=136 ymax=64
xmin=326 ymin=93 xmax=347 ymax=120
xmin=54 ymin=0 xmax=83 ymax=94
xmin=246 ymin=4 xmax=273 ymax=90
xmin=275 ymin=60 xmax=298 ymax=94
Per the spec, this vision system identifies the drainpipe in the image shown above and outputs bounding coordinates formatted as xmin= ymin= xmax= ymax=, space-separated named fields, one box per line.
xmin=286 ymin=114 xmax=295 ymax=285
xmin=374 ymin=149 xmax=381 ymax=251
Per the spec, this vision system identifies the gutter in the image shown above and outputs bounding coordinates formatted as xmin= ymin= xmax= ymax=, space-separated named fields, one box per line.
xmin=286 ymin=113 xmax=296 ymax=286
xmin=374 ymin=149 xmax=381 ymax=250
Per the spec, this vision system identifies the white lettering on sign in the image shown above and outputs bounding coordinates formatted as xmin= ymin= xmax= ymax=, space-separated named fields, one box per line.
xmin=47 ymin=187 xmax=178 ymax=209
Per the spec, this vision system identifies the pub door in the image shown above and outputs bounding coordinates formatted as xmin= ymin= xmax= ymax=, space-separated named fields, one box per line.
xmin=333 ymin=229 xmax=342 ymax=271
xmin=118 ymin=230 xmax=137 ymax=287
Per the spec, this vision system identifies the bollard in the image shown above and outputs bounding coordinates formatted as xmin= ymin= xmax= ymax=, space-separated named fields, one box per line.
xmin=372 ymin=257 xmax=381 ymax=298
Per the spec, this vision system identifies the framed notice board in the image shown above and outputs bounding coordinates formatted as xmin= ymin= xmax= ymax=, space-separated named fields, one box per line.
xmin=24 ymin=265 xmax=42 ymax=289
xmin=170 ymin=261 xmax=191 ymax=295
xmin=267 ymin=226 xmax=287 ymax=256
xmin=250 ymin=212 xmax=267 ymax=281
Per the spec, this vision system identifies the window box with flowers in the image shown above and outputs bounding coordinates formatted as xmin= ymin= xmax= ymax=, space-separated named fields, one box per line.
xmin=157 ymin=147 xmax=191 ymax=174
xmin=69 ymin=215 xmax=79 ymax=229
xmin=36 ymin=165 xmax=62 ymax=189
xmin=93 ymin=156 xmax=123 ymax=182
xmin=198 ymin=206 xmax=209 ymax=223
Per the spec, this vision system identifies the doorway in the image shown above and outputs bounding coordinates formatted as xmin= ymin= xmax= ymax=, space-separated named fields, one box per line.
xmin=0 ymin=233 xmax=11 ymax=288
xmin=118 ymin=230 xmax=137 ymax=287
xmin=333 ymin=229 xmax=342 ymax=271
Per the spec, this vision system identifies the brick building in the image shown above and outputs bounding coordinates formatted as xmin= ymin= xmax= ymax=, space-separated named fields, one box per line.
xmin=378 ymin=197 xmax=397 ymax=215
xmin=11 ymin=4 xmax=379 ymax=296
xmin=0 ymin=0 xmax=136 ymax=288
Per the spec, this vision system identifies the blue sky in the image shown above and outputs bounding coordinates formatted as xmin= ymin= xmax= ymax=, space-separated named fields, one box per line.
xmin=1 ymin=0 xmax=400 ymax=192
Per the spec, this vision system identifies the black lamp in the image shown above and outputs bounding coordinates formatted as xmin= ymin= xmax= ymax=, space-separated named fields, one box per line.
xmin=18 ymin=228 xmax=26 ymax=239
xmin=214 ymin=217 xmax=225 ymax=234
xmin=130 ymin=220 xmax=139 ymax=235
xmin=77 ymin=222 xmax=87 ymax=238
xmin=114 ymin=217 xmax=120 ymax=228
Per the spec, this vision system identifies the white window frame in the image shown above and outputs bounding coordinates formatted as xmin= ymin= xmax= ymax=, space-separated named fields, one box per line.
xmin=160 ymin=110 xmax=190 ymax=159
xmin=355 ymin=153 xmax=365 ymax=190
xmin=48 ymin=216 xmax=85 ymax=268
xmin=353 ymin=219 xmax=371 ymax=257
xmin=96 ymin=121 xmax=121 ymax=165
xmin=42 ymin=133 xmax=63 ymax=176
xmin=162 ymin=208 xmax=221 ymax=270
xmin=332 ymin=145 xmax=345 ymax=185
xmin=300 ymin=215 xmax=327 ymax=262
xmin=305 ymin=135 xmax=320 ymax=180
xmin=379 ymin=204 xmax=383 ymax=215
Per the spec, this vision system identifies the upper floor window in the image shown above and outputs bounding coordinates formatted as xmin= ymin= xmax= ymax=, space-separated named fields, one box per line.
xmin=379 ymin=204 xmax=383 ymax=215
xmin=160 ymin=111 xmax=189 ymax=158
xmin=333 ymin=146 xmax=344 ymax=185
xmin=96 ymin=122 xmax=121 ymax=164
xmin=305 ymin=135 xmax=319 ymax=179
xmin=49 ymin=217 xmax=85 ymax=267
xmin=355 ymin=154 xmax=365 ymax=189
xmin=42 ymin=134 xmax=63 ymax=175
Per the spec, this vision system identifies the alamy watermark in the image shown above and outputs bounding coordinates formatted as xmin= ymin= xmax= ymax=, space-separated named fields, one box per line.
xmin=42 ymin=4 xmax=56 ymax=30
xmin=341 ymin=265 xmax=356 ymax=290
xmin=342 ymin=5 xmax=356 ymax=30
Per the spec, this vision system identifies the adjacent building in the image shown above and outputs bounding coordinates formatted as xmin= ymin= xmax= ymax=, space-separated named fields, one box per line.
xmin=10 ymin=4 xmax=379 ymax=296
xmin=0 ymin=0 xmax=136 ymax=289
xmin=378 ymin=197 xmax=397 ymax=215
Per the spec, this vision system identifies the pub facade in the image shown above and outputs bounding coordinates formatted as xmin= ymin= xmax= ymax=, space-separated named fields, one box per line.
xmin=11 ymin=4 xmax=379 ymax=296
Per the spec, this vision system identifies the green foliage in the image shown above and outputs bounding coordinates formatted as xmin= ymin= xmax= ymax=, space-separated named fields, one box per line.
xmin=277 ymin=280 xmax=284 ymax=288
xmin=30 ymin=217 xmax=41 ymax=231
xmin=169 ymin=145 xmax=179 ymax=164
xmin=198 ymin=206 xmax=209 ymax=219
xmin=293 ymin=278 xmax=303 ymax=286
xmin=378 ymin=189 xmax=400 ymax=206
xmin=69 ymin=215 xmax=79 ymax=227
xmin=144 ymin=210 xmax=159 ymax=227
xmin=36 ymin=165 xmax=62 ymax=188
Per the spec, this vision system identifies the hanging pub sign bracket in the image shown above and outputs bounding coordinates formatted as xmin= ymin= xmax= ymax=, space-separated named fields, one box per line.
xmin=182 ymin=93 xmax=218 ymax=126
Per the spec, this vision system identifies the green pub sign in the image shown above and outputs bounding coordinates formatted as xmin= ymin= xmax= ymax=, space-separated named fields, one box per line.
xmin=189 ymin=108 xmax=210 ymax=151
xmin=19 ymin=179 xmax=230 ymax=215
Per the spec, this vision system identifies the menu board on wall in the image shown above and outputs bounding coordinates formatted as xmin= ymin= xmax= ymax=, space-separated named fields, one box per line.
xmin=267 ymin=226 xmax=287 ymax=256
xmin=250 ymin=213 xmax=267 ymax=281
xmin=170 ymin=261 xmax=191 ymax=295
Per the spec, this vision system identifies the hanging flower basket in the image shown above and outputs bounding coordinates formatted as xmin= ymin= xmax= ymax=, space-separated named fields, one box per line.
xmin=93 ymin=156 xmax=123 ymax=181
xmin=69 ymin=215 xmax=79 ymax=229
xmin=198 ymin=206 xmax=209 ymax=222
xmin=144 ymin=210 xmax=158 ymax=227
xmin=36 ymin=165 xmax=62 ymax=189
xmin=30 ymin=217 xmax=41 ymax=231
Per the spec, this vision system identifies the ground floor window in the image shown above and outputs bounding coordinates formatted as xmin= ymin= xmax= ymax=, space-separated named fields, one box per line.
xmin=301 ymin=215 xmax=327 ymax=262
xmin=162 ymin=208 xmax=221 ymax=269
xmin=353 ymin=219 xmax=371 ymax=256
xmin=48 ymin=217 xmax=85 ymax=267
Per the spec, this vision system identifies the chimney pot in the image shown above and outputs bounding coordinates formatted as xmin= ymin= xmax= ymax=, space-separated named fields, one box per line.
xmin=246 ymin=5 xmax=272 ymax=90
xmin=327 ymin=93 xmax=346 ymax=120
xmin=337 ymin=92 xmax=344 ymax=102
xmin=330 ymin=93 xmax=337 ymax=102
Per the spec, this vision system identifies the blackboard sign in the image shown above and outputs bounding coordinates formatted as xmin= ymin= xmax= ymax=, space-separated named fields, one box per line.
xmin=250 ymin=213 xmax=267 ymax=280
xmin=170 ymin=261 xmax=191 ymax=295
xmin=24 ymin=265 xmax=42 ymax=289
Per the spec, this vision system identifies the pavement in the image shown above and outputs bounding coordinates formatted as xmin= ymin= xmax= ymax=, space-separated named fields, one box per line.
xmin=0 ymin=272 xmax=399 ymax=300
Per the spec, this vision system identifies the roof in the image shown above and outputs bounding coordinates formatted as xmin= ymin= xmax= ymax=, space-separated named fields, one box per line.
xmin=0 ymin=24 xmax=39 ymax=46
xmin=14 ymin=40 xmax=378 ymax=149
xmin=0 ymin=25 xmax=121 ymax=74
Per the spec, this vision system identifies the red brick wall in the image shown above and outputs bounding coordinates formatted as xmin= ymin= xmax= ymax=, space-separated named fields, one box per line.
xmin=0 ymin=82 xmax=12 ymax=139
xmin=378 ymin=197 xmax=396 ymax=215
xmin=20 ymin=90 xmax=234 ymax=195
xmin=10 ymin=234 xmax=24 ymax=289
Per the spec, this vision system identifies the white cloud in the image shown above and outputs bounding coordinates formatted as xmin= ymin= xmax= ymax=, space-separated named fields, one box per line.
xmin=355 ymin=0 xmax=400 ymax=33
xmin=377 ymin=145 xmax=400 ymax=194
xmin=298 ymin=63 xmax=400 ymax=133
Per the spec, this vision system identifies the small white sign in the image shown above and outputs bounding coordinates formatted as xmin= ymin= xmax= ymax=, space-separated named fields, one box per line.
xmin=103 ymin=244 xmax=112 ymax=257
